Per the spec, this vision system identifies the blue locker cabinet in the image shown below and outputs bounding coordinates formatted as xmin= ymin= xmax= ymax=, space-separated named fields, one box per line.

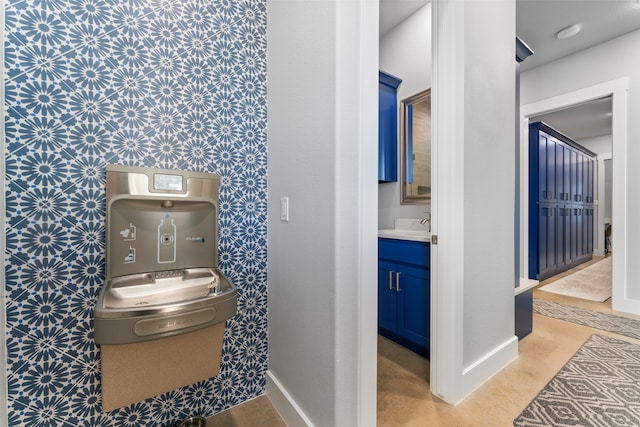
xmin=378 ymin=238 xmax=430 ymax=357
xmin=379 ymin=71 xmax=402 ymax=182
xmin=529 ymin=122 xmax=596 ymax=281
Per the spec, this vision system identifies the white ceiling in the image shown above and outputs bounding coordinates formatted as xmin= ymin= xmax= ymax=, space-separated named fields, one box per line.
xmin=517 ymin=0 xmax=640 ymax=141
xmin=379 ymin=0 xmax=429 ymax=38
xmin=529 ymin=96 xmax=612 ymax=141
xmin=380 ymin=0 xmax=640 ymax=141
xmin=517 ymin=0 xmax=640 ymax=73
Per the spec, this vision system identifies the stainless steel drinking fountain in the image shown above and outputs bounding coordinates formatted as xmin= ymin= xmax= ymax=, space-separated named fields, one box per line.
xmin=94 ymin=165 xmax=237 ymax=345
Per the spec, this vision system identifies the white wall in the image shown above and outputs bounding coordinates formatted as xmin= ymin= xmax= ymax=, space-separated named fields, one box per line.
xmin=521 ymin=29 xmax=640 ymax=306
xmin=267 ymin=1 xmax=378 ymax=425
xmin=459 ymin=0 xmax=517 ymax=370
xmin=378 ymin=4 xmax=432 ymax=229
xmin=430 ymin=0 xmax=518 ymax=403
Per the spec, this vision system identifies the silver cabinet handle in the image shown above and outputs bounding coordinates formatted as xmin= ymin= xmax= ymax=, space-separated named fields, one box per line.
xmin=388 ymin=270 xmax=393 ymax=290
xmin=395 ymin=271 xmax=401 ymax=292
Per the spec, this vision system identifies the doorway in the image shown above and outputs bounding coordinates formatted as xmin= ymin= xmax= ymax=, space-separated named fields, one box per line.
xmin=525 ymin=100 xmax=615 ymax=321
xmin=519 ymin=78 xmax=629 ymax=313
xmin=378 ymin=1 xmax=432 ymax=421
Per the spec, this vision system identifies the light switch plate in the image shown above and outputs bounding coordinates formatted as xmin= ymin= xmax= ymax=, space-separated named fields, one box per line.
xmin=280 ymin=197 xmax=289 ymax=222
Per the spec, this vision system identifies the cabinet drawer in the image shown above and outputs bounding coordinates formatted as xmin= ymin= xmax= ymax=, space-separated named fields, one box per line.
xmin=379 ymin=238 xmax=430 ymax=268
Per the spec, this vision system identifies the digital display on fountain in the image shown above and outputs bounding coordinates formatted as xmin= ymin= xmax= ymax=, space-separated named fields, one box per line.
xmin=153 ymin=173 xmax=184 ymax=191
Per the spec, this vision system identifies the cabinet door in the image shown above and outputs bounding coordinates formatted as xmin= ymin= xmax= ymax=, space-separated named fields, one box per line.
xmin=571 ymin=206 xmax=584 ymax=260
xmin=584 ymin=207 xmax=594 ymax=255
xmin=538 ymin=203 xmax=557 ymax=277
xmin=396 ymin=264 xmax=430 ymax=351
xmin=538 ymin=133 xmax=556 ymax=201
xmin=585 ymin=158 xmax=595 ymax=204
xmin=378 ymin=72 xmax=401 ymax=182
xmin=556 ymin=143 xmax=571 ymax=202
xmin=569 ymin=149 xmax=578 ymax=202
xmin=556 ymin=205 xmax=571 ymax=269
xmin=378 ymin=260 xmax=398 ymax=334
xmin=574 ymin=151 xmax=584 ymax=203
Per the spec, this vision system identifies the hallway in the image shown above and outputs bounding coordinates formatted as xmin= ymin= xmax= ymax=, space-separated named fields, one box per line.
xmin=212 ymin=264 xmax=640 ymax=426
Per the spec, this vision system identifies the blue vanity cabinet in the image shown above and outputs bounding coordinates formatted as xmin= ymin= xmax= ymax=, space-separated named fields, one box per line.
xmin=378 ymin=238 xmax=430 ymax=357
xmin=379 ymin=71 xmax=402 ymax=182
xmin=378 ymin=260 xmax=399 ymax=333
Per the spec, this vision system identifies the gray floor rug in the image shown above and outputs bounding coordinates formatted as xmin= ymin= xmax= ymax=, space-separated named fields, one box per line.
xmin=514 ymin=334 xmax=640 ymax=427
xmin=533 ymin=299 xmax=640 ymax=341
xmin=539 ymin=257 xmax=612 ymax=302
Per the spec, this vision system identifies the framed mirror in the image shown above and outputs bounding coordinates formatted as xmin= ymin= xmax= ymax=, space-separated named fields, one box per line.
xmin=400 ymin=89 xmax=431 ymax=204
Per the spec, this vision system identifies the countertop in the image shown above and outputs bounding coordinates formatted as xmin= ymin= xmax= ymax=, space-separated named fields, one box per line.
xmin=378 ymin=229 xmax=431 ymax=243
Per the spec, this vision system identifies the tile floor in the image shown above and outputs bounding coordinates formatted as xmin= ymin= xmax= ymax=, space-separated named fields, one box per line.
xmin=209 ymin=255 xmax=635 ymax=426
xmin=205 ymin=394 xmax=286 ymax=426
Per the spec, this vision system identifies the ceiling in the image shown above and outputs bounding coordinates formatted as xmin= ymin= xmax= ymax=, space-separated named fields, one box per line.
xmin=516 ymin=0 xmax=640 ymax=141
xmin=529 ymin=96 xmax=612 ymax=141
xmin=379 ymin=0 xmax=429 ymax=38
xmin=380 ymin=0 xmax=640 ymax=141
xmin=517 ymin=0 xmax=640 ymax=73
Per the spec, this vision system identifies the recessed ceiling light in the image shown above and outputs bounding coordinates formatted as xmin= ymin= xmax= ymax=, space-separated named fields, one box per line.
xmin=557 ymin=24 xmax=582 ymax=40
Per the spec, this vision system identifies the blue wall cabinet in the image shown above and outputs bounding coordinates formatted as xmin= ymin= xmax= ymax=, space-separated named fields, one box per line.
xmin=557 ymin=205 xmax=571 ymax=270
xmin=379 ymin=71 xmax=402 ymax=182
xmin=378 ymin=238 xmax=430 ymax=357
xmin=537 ymin=203 xmax=557 ymax=278
xmin=529 ymin=122 xmax=595 ymax=281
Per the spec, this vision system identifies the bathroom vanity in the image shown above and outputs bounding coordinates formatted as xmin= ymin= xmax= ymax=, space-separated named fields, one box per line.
xmin=378 ymin=235 xmax=430 ymax=358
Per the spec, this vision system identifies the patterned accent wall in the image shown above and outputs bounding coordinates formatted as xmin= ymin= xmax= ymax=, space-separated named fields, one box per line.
xmin=3 ymin=0 xmax=267 ymax=425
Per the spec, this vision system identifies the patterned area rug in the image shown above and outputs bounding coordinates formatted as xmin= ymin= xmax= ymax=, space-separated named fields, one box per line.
xmin=533 ymin=299 xmax=640 ymax=341
xmin=539 ymin=257 xmax=612 ymax=302
xmin=514 ymin=334 xmax=640 ymax=426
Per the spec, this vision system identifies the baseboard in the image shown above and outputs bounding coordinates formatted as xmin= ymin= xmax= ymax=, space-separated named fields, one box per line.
xmin=266 ymin=370 xmax=315 ymax=427
xmin=515 ymin=278 xmax=538 ymax=296
xmin=457 ymin=335 xmax=519 ymax=404
xmin=612 ymin=296 xmax=640 ymax=317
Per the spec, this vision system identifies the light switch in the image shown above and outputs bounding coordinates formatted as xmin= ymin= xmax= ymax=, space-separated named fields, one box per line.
xmin=280 ymin=197 xmax=289 ymax=222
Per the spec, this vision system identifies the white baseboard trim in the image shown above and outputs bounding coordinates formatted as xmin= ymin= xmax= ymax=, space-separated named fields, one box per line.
xmin=266 ymin=370 xmax=315 ymax=427
xmin=515 ymin=278 xmax=538 ymax=296
xmin=457 ymin=335 xmax=519 ymax=404
xmin=612 ymin=296 xmax=640 ymax=317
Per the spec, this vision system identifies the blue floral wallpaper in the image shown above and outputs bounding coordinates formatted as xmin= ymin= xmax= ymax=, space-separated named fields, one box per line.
xmin=3 ymin=0 xmax=267 ymax=425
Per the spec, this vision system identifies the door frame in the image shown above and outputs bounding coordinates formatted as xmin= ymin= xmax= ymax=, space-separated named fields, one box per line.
xmin=594 ymin=152 xmax=612 ymax=257
xmin=519 ymin=77 xmax=631 ymax=312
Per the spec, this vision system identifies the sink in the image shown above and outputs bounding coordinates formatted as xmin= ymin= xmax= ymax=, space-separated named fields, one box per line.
xmin=378 ymin=218 xmax=431 ymax=242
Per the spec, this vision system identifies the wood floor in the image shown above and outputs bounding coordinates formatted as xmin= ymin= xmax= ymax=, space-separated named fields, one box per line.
xmin=209 ymin=255 xmax=635 ymax=426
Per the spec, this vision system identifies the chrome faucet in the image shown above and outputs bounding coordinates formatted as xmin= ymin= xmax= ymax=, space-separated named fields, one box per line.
xmin=420 ymin=212 xmax=431 ymax=225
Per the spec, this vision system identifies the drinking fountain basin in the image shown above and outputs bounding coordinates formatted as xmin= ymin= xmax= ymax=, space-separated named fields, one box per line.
xmin=94 ymin=268 xmax=237 ymax=345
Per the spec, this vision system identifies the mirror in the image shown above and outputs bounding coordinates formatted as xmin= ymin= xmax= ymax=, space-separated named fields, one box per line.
xmin=400 ymin=89 xmax=431 ymax=204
